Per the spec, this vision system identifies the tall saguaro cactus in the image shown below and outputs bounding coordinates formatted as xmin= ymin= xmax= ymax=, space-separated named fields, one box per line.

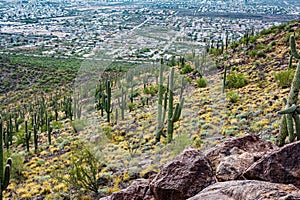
xmin=156 ymin=63 xmax=165 ymax=143
xmin=0 ymin=117 xmax=12 ymax=200
xmin=167 ymin=67 xmax=185 ymax=143
xmin=277 ymin=35 xmax=300 ymax=146
xmin=105 ymin=80 xmax=112 ymax=123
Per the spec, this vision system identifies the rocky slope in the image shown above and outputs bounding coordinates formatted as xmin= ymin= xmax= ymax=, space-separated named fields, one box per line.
xmin=102 ymin=135 xmax=300 ymax=200
xmin=1 ymin=21 xmax=300 ymax=199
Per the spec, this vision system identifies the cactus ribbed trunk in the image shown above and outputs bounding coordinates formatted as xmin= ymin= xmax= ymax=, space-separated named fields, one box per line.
xmin=277 ymin=35 xmax=300 ymax=146
xmin=156 ymin=63 xmax=164 ymax=143
xmin=167 ymin=67 xmax=175 ymax=143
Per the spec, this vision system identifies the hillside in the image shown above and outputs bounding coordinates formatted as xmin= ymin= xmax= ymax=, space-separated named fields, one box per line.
xmin=0 ymin=21 xmax=299 ymax=199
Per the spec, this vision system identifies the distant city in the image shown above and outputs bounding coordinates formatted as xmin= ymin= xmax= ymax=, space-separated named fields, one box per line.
xmin=0 ymin=0 xmax=299 ymax=60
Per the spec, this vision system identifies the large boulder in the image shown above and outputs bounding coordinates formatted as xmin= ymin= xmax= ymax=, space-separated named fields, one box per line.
xmin=187 ymin=180 xmax=300 ymax=200
xmin=150 ymin=147 xmax=214 ymax=200
xmin=205 ymin=134 xmax=277 ymax=181
xmin=244 ymin=140 xmax=300 ymax=188
xmin=99 ymin=179 xmax=154 ymax=200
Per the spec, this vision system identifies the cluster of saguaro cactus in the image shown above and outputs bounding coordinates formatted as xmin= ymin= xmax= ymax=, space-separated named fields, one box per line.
xmin=95 ymin=80 xmax=105 ymax=116
xmin=277 ymin=35 xmax=300 ymax=146
xmin=156 ymin=66 xmax=184 ymax=143
xmin=96 ymin=80 xmax=113 ymax=122
xmin=63 ymin=97 xmax=73 ymax=120
xmin=0 ymin=116 xmax=12 ymax=200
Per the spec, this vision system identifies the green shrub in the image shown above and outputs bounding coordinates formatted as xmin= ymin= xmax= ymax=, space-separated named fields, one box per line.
xmin=226 ymin=91 xmax=239 ymax=103
xmin=230 ymin=42 xmax=239 ymax=49
xmin=226 ymin=72 xmax=248 ymax=89
xmin=260 ymin=28 xmax=273 ymax=36
xmin=128 ymin=102 xmax=136 ymax=112
xmin=248 ymin=50 xmax=257 ymax=58
xmin=143 ymin=85 xmax=158 ymax=96
xmin=274 ymin=70 xmax=294 ymax=88
xmin=58 ymin=146 xmax=107 ymax=194
xmin=180 ymin=64 xmax=193 ymax=74
xmin=256 ymin=51 xmax=267 ymax=58
xmin=209 ymin=48 xmax=223 ymax=56
xmin=196 ymin=78 xmax=208 ymax=88
xmin=184 ymin=77 xmax=192 ymax=84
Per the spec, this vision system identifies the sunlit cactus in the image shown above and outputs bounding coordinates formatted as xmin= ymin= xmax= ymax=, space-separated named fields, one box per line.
xmin=277 ymin=35 xmax=300 ymax=146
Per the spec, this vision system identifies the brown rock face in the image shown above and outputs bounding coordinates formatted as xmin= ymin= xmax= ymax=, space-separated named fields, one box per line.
xmin=187 ymin=180 xmax=300 ymax=200
xmin=150 ymin=147 xmax=214 ymax=200
xmin=99 ymin=179 xmax=153 ymax=200
xmin=244 ymin=140 xmax=300 ymax=188
xmin=205 ymin=134 xmax=277 ymax=181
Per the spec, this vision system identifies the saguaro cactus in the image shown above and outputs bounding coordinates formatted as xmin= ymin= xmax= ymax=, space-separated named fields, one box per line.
xmin=0 ymin=117 xmax=12 ymax=200
xmin=25 ymin=121 xmax=31 ymax=152
xmin=33 ymin=124 xmax=38 ymax=153
xmin=223 ymin=66 xmax=228 ymax=93
xmin=156 ymin=63 xmax=165 ymax=143
xmin=167 ymin=67 xmax=185 ymax=143
xmin=47 ymin=118 xmax=52 ymax=145
xmin=105 ymin=80 xmax=112 ymax=123
xmin=277 ymin=35 xmax=300 ymax=146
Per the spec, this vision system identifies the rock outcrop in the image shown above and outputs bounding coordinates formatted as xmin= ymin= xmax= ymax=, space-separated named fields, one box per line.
xmin=205 ymin=134 xmax=277 ymax=181
xmin=101 ymin=135 xmax=300 ymax=200
xmin=187 ymin=180 xmax=300 ymax=200
xmin=99 ymin=179 xmax=154 ymax=200
xmin=244 ymin=140 xmax=300 ymax=188
xmin=149 ymin=147 xmax=214 ymax=200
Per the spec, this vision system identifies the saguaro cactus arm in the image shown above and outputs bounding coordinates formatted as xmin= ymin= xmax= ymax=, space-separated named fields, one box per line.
xmin=290 ymin=35 xmax=300 ymax=59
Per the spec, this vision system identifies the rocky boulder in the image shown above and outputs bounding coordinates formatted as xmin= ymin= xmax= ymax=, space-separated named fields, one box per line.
xmin=205 ymin=134 xmax=277 ymax=181
xmin=187 ymin=180 xmax=300 ymax=200
xmin=244 ymin=140 xmax=300 ymax=188
xmin=99 ymin=179 xmax=154 ymax=200
xmin=150 ymin=147 xmax=214 ymax=200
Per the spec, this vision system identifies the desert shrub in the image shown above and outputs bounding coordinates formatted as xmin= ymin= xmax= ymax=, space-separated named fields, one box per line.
xmin=248 ymin=50 xmax=257 ymax=58
xmin=185 ymin=77 xmax=192 ymax=84
xmin=143 ymin=85 xmax=158 ymax=96
xmin=226 ymin=72 xmax=248 ymax=89
xmin=129 ymin=89 xmax=140 ymax=100
xmin=274 ymin=70 xmax=294 ymax=88
xmin=71 ymin=119 xmax=87 ymax=133
xmin=102 ymin=125 xmax=113 ymax=140
xmin=230 ymin=41 xmax=239 ymax=49
xmin=127 ymin=102 xmax=136 ymax=112
xmin=196 ymin=78 xmax=208 ymax=88
xmin=260 ymin=28 xmax=274 ymax=36
xmin=226 ymin=91 xmax=239 ymax=103
xmin=256 ymin=51 xmax=267 ymax=58
xmin=209 ymin=48 xmax=223 ymax=56
xmin=180 ymin=64 xmax=193 ymax=74
xmin=57 ymin=146 xmax=107 ymax=194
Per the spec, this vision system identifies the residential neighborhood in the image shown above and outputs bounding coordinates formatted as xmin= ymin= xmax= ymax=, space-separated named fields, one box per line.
xmin=0 ymin=0 xmax=299 ymax=60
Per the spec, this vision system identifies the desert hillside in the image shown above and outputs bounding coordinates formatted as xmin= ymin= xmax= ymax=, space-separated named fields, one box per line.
xmin=0 ymin=20 xmax=299 ymax=199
